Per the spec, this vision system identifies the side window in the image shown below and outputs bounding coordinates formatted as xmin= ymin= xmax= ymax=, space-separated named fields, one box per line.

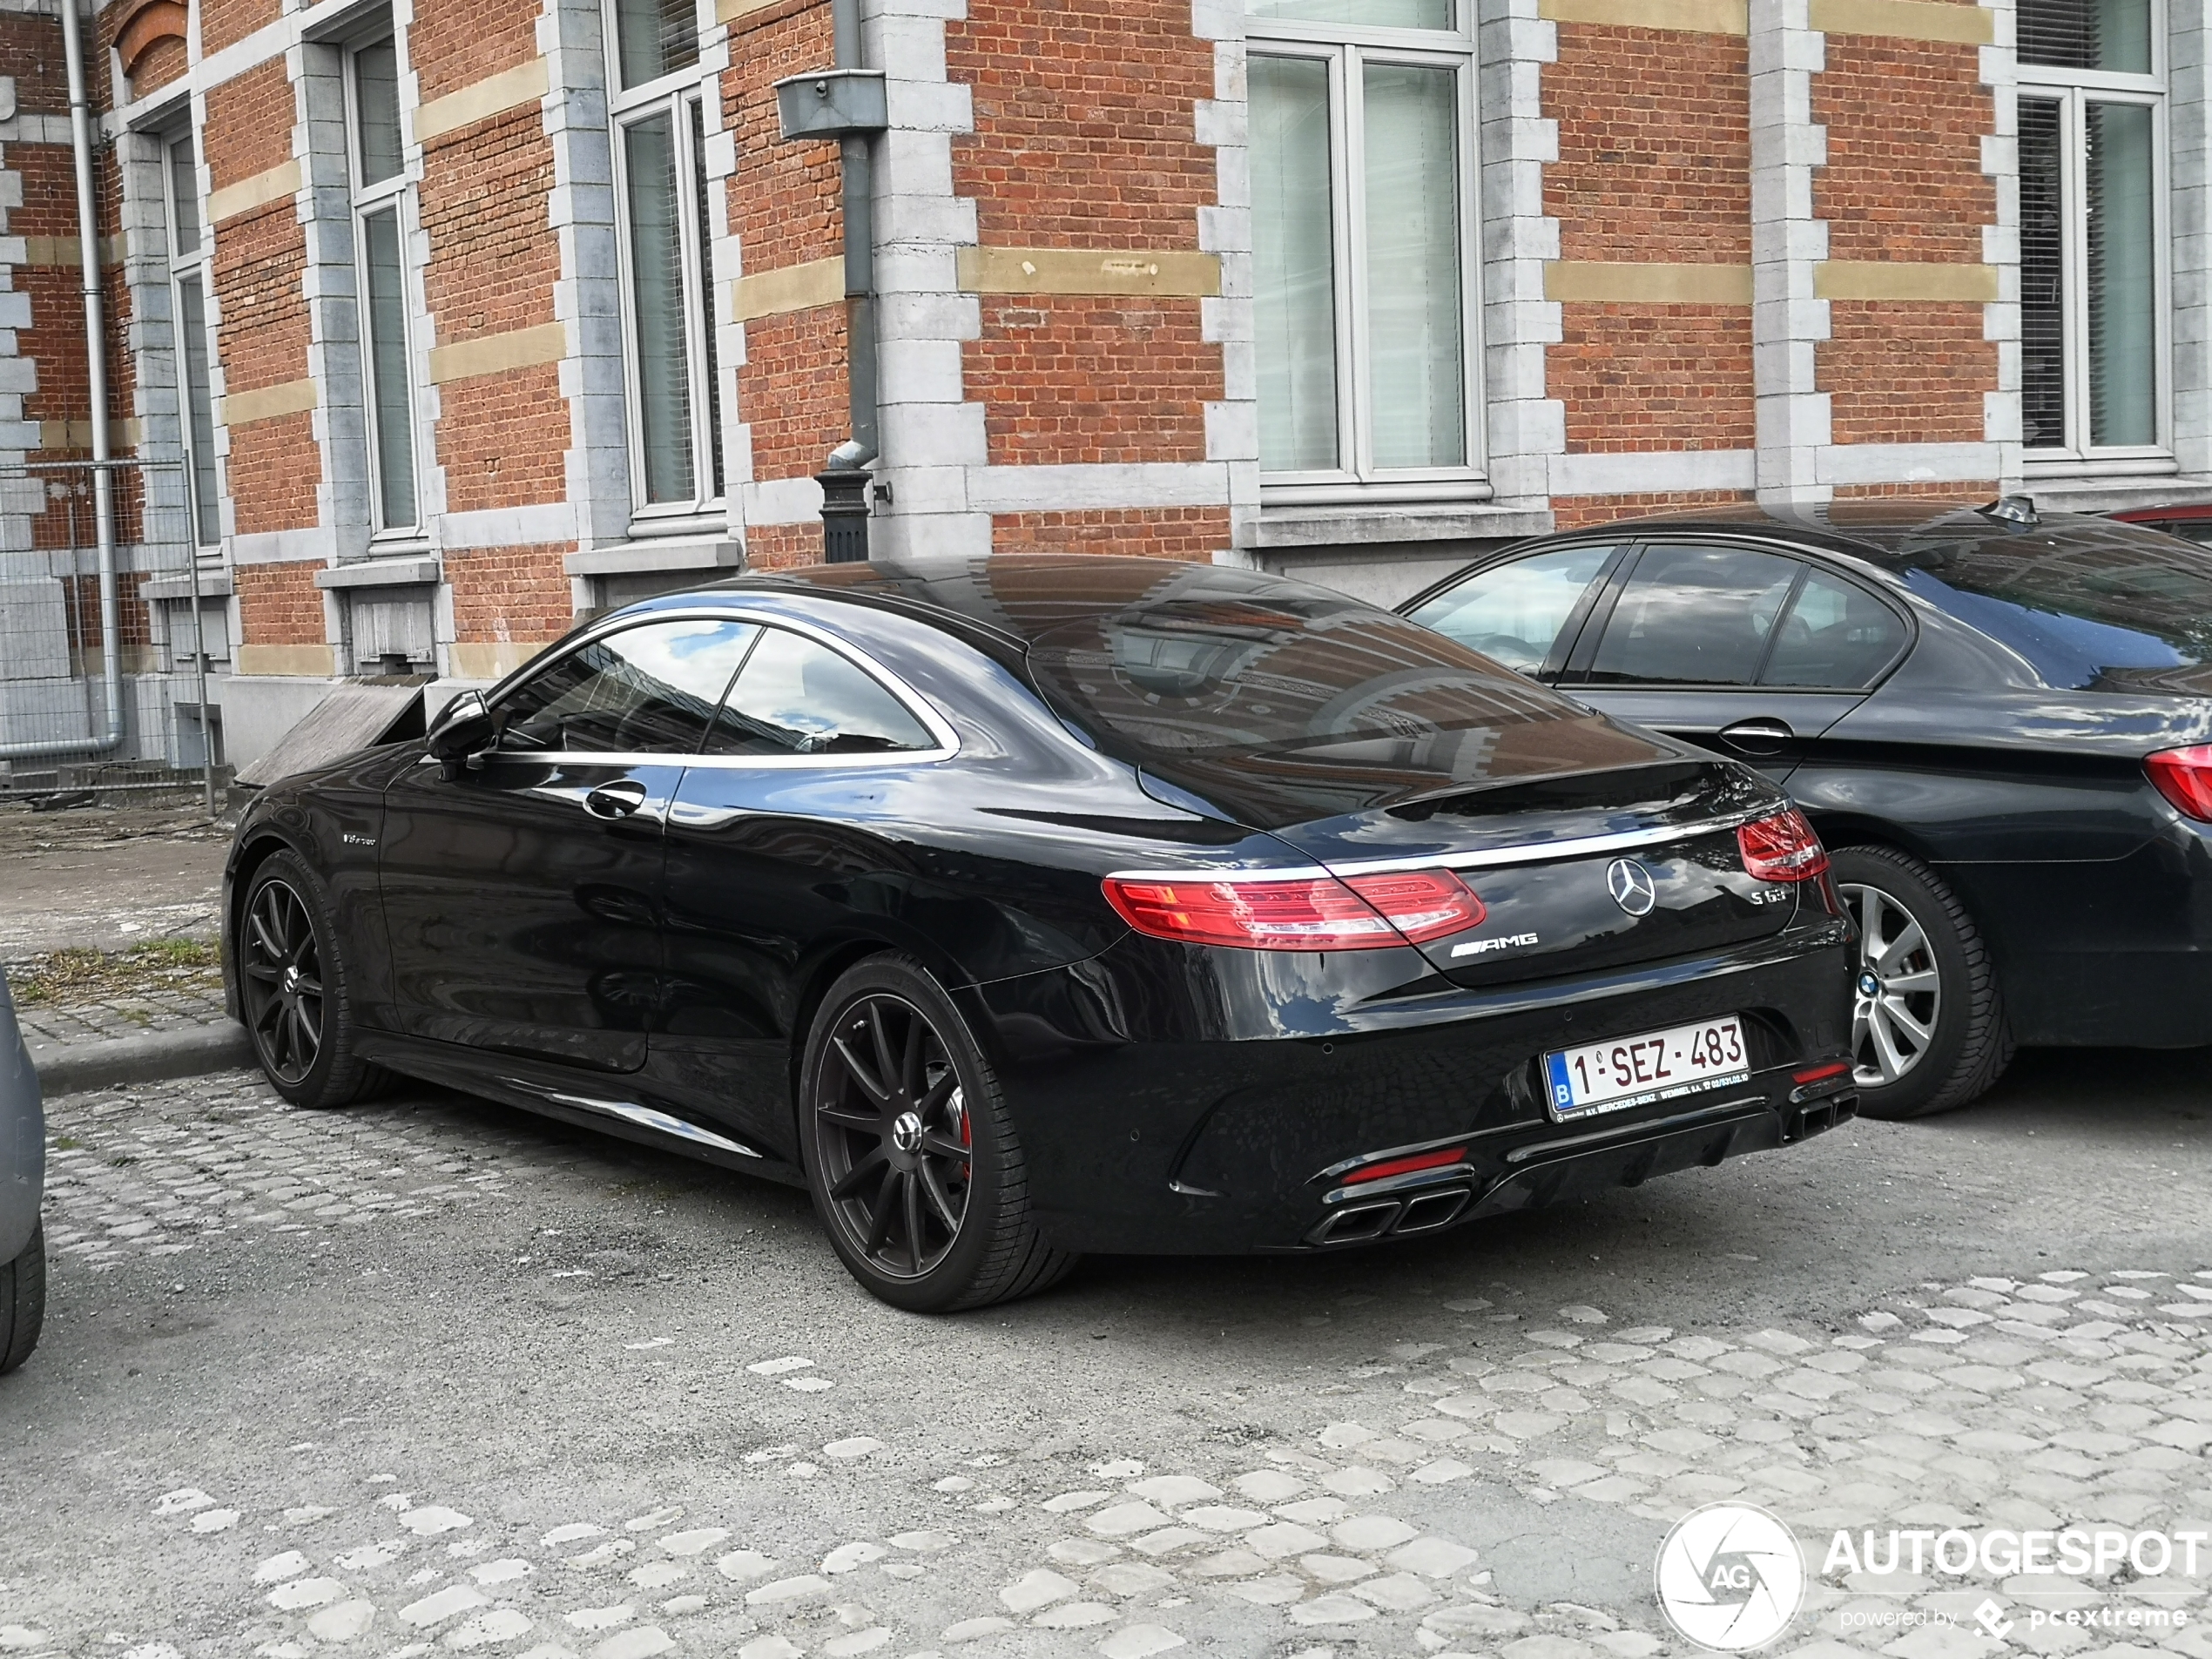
xmin=1405 ymin=546 xmax=1616 ymax=675
xmin=1583 ymin=544 xmax=1802 ymax=687
xmin=702 ymin=628 xmax=934 ymax=758
xmin=496 ymin=619 xmax=759 ymax=754
xmin=1761 ymin=569 xmax=1908 ymax=689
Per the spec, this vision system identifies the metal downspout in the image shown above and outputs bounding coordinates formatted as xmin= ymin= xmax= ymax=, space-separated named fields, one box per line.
xmin=3 ymin=0 xmax=126 ymax=764
xmin=817 ymin=0 xmax=878 ymax=561
xmin=833 ymin=0 xmax=877 ymax=462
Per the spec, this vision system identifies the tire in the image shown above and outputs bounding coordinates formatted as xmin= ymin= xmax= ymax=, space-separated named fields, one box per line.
xmin=1831 ymin=845 xmax=2013 ymax=1121
xmin=0 ymin=1223 xmax=44 ymax=1377
xmin=239 ymin=851 xmax=390 ymax=1110
xmin=798 ymin=955 xmax=1077 ymax=1312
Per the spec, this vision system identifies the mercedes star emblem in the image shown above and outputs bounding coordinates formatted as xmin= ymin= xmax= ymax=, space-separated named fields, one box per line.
xmin=1608 ymin=858 xmax=1659 ymax=917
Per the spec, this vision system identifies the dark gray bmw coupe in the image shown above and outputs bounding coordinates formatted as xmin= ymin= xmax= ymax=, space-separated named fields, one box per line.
xmin=226 ymin=557 xmax=1854 ymax=1309
xmin=1404 ymin=499 xmax=2212 ymax=1121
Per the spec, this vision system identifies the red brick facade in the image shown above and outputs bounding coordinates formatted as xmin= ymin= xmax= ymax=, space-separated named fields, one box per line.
xmin=0 ymin=0 xmax=2109 ymax=761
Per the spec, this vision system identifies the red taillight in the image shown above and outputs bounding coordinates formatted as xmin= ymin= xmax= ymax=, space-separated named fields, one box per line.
xmin=1345 ymin=1148 xmax=1467 ymax=1184
xmin=1793 ymin=1061 xmax=1851 ymax=1085
xmin=2148 ymin=745 xmax=2212 ymax=822
xmin=1102 ymin=868 xmax=1484 ymax=952
xmin=1339 ymin=871 xmax=1487 ymax=943
xmin=1737 ymin=809 xmax=1831 ymax=883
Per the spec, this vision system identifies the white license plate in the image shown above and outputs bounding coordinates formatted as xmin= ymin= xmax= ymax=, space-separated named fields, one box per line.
xmin=1542 ymin=1016 xmax=1751 ymax=1122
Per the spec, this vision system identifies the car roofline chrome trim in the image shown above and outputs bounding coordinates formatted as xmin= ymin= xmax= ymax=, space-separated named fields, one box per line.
xmin=1105 ymin=812 xmax=1767 ymax=886
xmin=475 ymin=604 xmax=962 ymax=769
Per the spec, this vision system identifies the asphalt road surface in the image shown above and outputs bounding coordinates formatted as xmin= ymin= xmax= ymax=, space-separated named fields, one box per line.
xmin=3 ymin=1047 xmax=2208 ymax=1658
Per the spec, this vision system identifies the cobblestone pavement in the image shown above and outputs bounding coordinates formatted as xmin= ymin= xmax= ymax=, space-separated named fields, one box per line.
xmin=12 ymin=976 xmax=232 ymax=1050
xmin=1 ymin=1053 xmax=2208 ymax=1659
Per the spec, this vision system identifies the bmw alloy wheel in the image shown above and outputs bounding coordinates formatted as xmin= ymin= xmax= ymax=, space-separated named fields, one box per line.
xmin=240 ymin=877 xmax=326 ymax=1086
xmin=810 ymin=994 xmax=974 ymax=1280
xmin=1839 ymin=880 xmax=1943 ymax=1089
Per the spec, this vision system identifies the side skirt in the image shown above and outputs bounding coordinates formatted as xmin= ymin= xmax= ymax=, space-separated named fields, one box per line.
xmin=353 ymin=1030 xmax=810 ymax=1189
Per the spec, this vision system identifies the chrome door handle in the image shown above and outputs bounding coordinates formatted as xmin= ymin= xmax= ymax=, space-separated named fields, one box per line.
xmin=583 ymin=781 xmax=650 ymax=820
xmin=1718 ymin=718 xmax=1795 ymax=751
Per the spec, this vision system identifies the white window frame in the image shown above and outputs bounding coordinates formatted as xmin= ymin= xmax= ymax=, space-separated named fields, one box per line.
xmin=1247 ymin=5 xmax=1487 ymax=507
xmin=604 ymin=0 xmax=723 ymax=525
xmin=2019 ymin=0 xmax=2172 ymax=472
xmin=342 ymin=29 xmax=423 ymax=539
xmin=161 ymin=126 xmax=221 ymax=550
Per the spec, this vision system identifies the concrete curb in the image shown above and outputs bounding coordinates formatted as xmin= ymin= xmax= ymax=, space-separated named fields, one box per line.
xmin=30 ymin=1022 xmax=254 ymax=1096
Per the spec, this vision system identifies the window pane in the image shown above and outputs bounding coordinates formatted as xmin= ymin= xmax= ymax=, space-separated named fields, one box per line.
xmin=354 ymin=37 xmax=404 ymax=187
xmin=2087 ymin=100 xmax=2157 ymax=448
xmin=1364 ymin=63 xmax=1467 ymax=469
xmin=705 ymin=630 xmax=933 ymax=757
xmin=2019 ymin=0 xmax=2151 ymax=72
xmin=501 ymin=620 xmax=759 ymax=753
xmin=615 ymin=0 xmax=701 ymax=90
xmin=175 ymin=273 xmax=220 ymax=547
xmin=624 ymin=111 xmax=697 ymax=505
xmin=2020 ymin=98 xmax=2067 ymax=450
xmin=1586 ymin=545 xmax=1802 ymax=687
xmin=1248 ymin=0 xmax=1455 ymax=25
xmin=1761 ymin=570 xmax=1906 ymax=689
xmin=1407 ymin=546 xmax=1615 ymax=675
xmin=691 ymin=104 xmax=724 ymax=499
xmin=1251 ymin=56 xmax=1339 ymax=473
xmin=361 ymin=208 xmax=417 ymax=529
xmin=168 ymin=137 xmax=201 ymax=258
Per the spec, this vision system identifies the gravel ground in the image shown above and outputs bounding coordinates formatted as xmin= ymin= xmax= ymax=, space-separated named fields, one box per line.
xmin=0 ymin=1046 xmax=2206 ymax=1658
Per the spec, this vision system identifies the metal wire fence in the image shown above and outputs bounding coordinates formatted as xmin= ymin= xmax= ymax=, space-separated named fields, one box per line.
xmin=0 ymin=460 xmax=220 ymax=813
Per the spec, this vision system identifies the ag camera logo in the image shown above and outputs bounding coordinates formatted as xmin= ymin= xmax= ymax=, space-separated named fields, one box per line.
xmin=1656 ymin=1502 xmax=1806 ymax=1651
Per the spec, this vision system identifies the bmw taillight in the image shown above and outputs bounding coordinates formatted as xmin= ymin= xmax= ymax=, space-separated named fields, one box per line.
xmin=1737 ymin=809 xmax=1831 ymax=882
xmin=1102 ymin=869 xmax=1485 ymax=951
xmin=2147 ymin=745 xmax=2212 ymax=822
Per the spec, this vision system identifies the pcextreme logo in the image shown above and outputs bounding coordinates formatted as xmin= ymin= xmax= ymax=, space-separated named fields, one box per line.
xmin=1654 ymin=1502 xmax=1807 ymax=1651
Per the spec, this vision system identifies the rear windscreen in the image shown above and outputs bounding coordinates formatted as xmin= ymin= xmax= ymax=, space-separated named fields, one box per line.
xmin=1023 ymin=594 xmax=1667 ymax=822
xmin=1905 ymin=521 xmax=2212 ymax=685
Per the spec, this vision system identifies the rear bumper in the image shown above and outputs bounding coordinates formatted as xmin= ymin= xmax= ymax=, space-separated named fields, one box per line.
xmin=965 ymin=919 xmax=1855 ymax=1254
xmin=1301 ymin=1088 xmax=1855 ymax=1250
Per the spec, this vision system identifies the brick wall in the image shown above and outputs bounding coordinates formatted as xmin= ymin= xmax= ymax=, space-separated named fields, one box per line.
xmin=232 ymin=563 xmax=325 ymax=646
xmin=199 ymin=0 xmax=280 ymax=59
xmin=727 ymin=4 xmax=846 ymax=494
xmin=1553 ymin=489 xmax=1757 ymax=530
xmin=1551 ymin=307 xmax=1756 ymax=454
xmin=1548 ymin=24 xmax=1755 ymax=453
xmin=968 ymin=298 xmax=1212 ymax=466
xmin=992 ymin=505 xmax=1232 ymax=559
xmin=1815 ymin=28 xmax=1997 ymax=448
xmin=446 ymin=544 xmax=576 ymax=651
xmin=948 ymin=0 xmax=1221 ymax=529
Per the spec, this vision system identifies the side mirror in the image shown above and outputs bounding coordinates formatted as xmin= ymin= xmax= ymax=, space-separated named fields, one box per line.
xmin=426 ymin=691 xmax=496 ymax=765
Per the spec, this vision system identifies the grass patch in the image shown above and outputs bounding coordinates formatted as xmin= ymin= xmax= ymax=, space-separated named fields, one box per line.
xmin=7 ymin=938 xmax=223 ymax=1007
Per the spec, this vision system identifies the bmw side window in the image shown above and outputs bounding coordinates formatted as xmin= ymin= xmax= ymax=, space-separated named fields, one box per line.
xmin=495 ymin=620 xmax=759 ymax=754
xmin=1581 ymin=544 xmax=1802 ymax=687
xmin=1760 ymin=569 xmax=1908 ymax=689
xmin=701 ymin=628 xmax=933 ymax=758
xmin=1406 ymin=545 xmax=1617 ymax=676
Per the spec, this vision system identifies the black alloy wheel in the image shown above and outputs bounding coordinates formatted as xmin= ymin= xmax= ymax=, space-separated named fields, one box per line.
xmin=799 ymin=955 xmax=1076 ymax=1312
xmin=237 ymin=851 xmax=388 ymax=1110
xmin=241 ymin=875 xmax=327 ymax=1087
xmin=813 ymin=993 xmax=974 ymax=1279
xmin=1828 ymin=845 xmax=2013 ymax=1120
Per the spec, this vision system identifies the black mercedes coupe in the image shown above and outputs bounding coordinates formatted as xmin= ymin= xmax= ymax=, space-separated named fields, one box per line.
xmin=225 ymin=557 xmax=1855 ymax=1309
xmin=1403 ymin=500 xmax=2212 ymax=1122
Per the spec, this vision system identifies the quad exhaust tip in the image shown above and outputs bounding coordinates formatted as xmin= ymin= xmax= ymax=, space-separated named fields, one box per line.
xmin=1307 ymin=1186 xmax=1473 ymax=1247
